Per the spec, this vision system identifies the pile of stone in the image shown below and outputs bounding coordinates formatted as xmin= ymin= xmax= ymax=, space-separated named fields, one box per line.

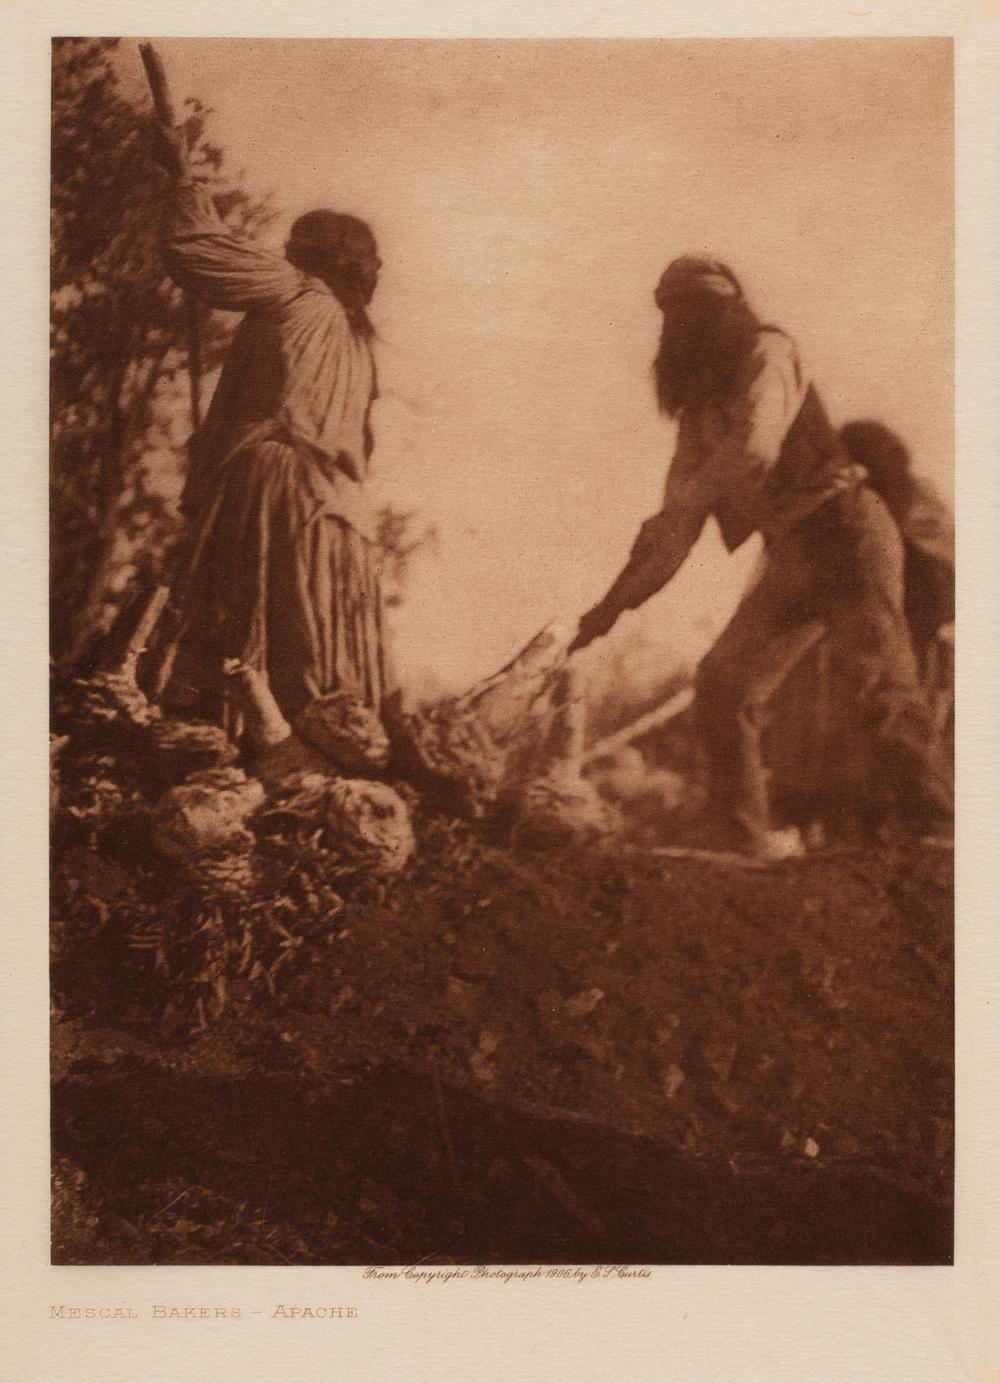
xmin=53 ymin=659 xmax=417 ymax=894
xmin=146 ymin=717 xmax=238 ymax=782
xmin=151 ymin=765 xmax=265 ymax=859
xmin=57 ymin=619 xmax=632 ymax=919
xmin=149 ymin=664 xmax=416 ymax=881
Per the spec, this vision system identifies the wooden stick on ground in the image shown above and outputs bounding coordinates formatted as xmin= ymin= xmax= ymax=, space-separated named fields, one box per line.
xmin=117 ymin=583 xmax=170 ymax=683
xmin=583 ymin=686 xmax=693 ymax=765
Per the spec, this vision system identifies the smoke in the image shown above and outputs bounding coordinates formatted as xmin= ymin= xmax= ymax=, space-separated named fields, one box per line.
xmin=585 ymin=745 xmax=689 ymax=816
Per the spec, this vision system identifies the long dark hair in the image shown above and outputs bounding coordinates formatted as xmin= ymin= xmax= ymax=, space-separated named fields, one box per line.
xmin=838 ymin=420 xmax=918 ymax=523
xmin=653 ymin=290 xmax=762 ymax=417
xmin=285 ymin=210 xmax=378 ymax=339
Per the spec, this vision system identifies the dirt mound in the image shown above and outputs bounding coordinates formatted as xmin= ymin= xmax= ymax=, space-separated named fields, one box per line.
xmin=49 ymin=672 xmax=953 ymax=1264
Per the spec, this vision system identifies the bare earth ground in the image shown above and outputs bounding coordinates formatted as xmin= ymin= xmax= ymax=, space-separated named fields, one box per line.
xmin=51 ymin=796 xmax=953 ymax=1266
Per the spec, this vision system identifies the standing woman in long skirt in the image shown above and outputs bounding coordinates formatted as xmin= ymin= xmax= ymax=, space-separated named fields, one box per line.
xmin=150 ymin=121 xmax=388 ymax=730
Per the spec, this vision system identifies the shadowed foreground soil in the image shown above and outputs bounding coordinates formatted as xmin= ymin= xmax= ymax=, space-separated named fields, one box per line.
xmin=53 ymin=1061 xmax=949 ymax=1266
xmin=51 ymin=829 xmax=952 ymax=1266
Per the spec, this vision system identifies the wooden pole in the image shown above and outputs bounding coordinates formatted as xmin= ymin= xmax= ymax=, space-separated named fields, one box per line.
xmin=138 ymin=43 xmax=176 ymax=125
xmin=91 ymin=42 xmax=206 ymax=694
xmin=139 ymin=42 xmax=203 ymax=433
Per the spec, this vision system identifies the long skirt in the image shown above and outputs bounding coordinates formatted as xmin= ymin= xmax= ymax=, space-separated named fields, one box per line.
xmin=161 ymin=439 xmax=387 ymax=726
xmin=692 ymin=484 xmax=953 ymax=846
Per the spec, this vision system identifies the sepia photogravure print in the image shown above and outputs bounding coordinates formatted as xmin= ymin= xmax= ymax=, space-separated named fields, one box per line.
xmin=49 ymin=36 xmax=954 ymax=1267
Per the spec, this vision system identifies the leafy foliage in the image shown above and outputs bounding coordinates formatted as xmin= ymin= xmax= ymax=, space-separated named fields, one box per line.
xmin=50 ymin=38 xmax=274 ymax=663
xmin=374 ymin=505 xmax=438 ymax=609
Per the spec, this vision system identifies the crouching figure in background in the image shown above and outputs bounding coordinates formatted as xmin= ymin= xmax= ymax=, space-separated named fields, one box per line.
xmin=569 ymin=256 xmax=953 ymax=861
xmin=763 ymin=420 xmax=954 ymax=841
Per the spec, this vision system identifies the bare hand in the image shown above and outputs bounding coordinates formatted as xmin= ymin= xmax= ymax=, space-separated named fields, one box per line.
xmin=568 ymin=604 xmax=615 ymax=654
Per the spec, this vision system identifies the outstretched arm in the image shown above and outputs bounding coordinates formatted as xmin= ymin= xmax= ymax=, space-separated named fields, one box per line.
xmin=152 ymin=122 xmax=300 ymax=313
xmin=568 ymin=331 xmax=806 ymax=653
xmin=568 ymin=449 xmax=713 ymax=653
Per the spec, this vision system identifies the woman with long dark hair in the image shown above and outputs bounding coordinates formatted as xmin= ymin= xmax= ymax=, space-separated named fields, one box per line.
xmin=570 ymin=256 xmax=953 ymax=859
xmin=150 ymin=123 xmax=388 ymax=729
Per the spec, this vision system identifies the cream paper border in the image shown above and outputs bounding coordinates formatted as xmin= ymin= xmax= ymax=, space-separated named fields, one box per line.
xmin=2 ymin=5 xmax=998 ymax=1381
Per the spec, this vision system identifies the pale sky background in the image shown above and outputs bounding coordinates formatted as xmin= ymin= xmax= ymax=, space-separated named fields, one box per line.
xmin=118 ymin=38 xmax=953 ymax=696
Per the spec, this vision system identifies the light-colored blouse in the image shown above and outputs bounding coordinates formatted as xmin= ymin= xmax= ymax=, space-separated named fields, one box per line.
xmin=164 ymin=182 xmax=377 ymax=540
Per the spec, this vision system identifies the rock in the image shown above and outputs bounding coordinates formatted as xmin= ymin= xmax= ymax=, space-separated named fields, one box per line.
xmin=253 ymin=734 xmax=333 ymax=793
xmin=295 ymin=693 xmax=390 ymax=775
xmin=185 ymin=847 xmax=258 ymax=903
xmin=661 ymin=1064 xmax=686 ymax=1100
xmin=61 ymin=752 xmax=131 ymax=831
xmin=54 ymin=671 xmax=157 ymax=740
xmin=328 ymin=984 xmax=356 ymax=1017
xmin=265 ymin=769 xmax=336 ymax=819
xmin=701 ymin=1039 xmax=739 ymax=1084
xmin=563 ymin=987 xmax=605 ymax=1019
xmin=152 ymin=766 xmax=265 ymax=858
xmin=147 ymin=717 xmax=238 ymax=779
xmin=470 ymin=1029 xmax=499 ymax=1084
xmin=324 ymin=779 xmax=415 ymax=874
